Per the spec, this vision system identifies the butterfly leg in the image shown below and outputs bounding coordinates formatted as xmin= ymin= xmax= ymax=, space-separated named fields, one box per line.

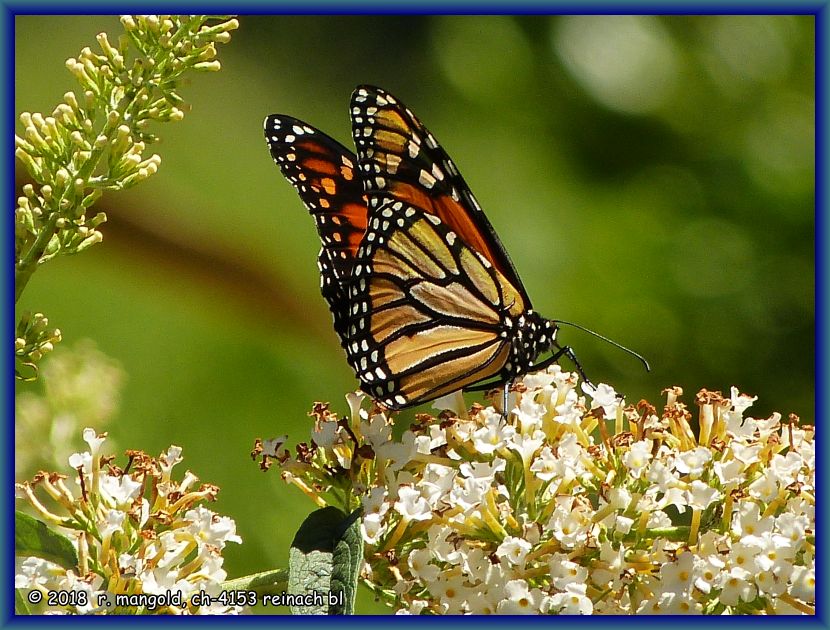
xmin=458 ymin=379 xmax=511 ymax=417
xmin=466 ymin=344 xmax=593 ymax=401
xmin=465 ymin=377 xmax=507 ymax=393
xmin=532 ymin=345 xmax=594 ymax=389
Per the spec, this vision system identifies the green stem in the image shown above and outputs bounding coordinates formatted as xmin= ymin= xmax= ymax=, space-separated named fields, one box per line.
xmin=623 ymin=525 xmax=690 ymax=542
xmin=15 ymin=211 xmax=60 ymax=303
xmin=221 ymin=568 xmax=289 ymax=596
xmin=74 ymin=102 xmax=125 ymax=184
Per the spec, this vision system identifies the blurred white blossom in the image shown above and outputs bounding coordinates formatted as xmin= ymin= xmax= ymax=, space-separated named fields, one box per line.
xmin=16 ymin=340 xmax=125 ymax=480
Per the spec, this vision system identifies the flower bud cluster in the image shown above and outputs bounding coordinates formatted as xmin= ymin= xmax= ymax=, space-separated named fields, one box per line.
xmin=258 ymin=368 xmax=814 ymax=615
xmin=15 ymin=312 xmax=62 ymax=381
xmin=15 ymin=16 xmax=238 ymax=378
xmin=15 ymin=14 xmax=237 ymax=232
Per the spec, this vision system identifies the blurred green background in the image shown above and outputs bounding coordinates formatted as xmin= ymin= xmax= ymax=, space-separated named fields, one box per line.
xmin=15 ymin=15 xmax=814 ymax=612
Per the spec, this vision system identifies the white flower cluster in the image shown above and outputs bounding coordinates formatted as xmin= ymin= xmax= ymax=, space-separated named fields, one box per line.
xmin=264 ymin=367 xmax=814 ymax=615
xmin=16 ymin=429 xmax=242 ymax=615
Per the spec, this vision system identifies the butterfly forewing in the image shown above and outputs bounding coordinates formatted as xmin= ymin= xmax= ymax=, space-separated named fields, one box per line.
xmin=349 ymin=85 xmax=530 ymax=307
xmin=346 ymin=197 xmax=528 ymax=409
xmin=264 ymin=115 xmax=367 ymax=280
xmin=263 ymin=115 xmax=368 ymax=346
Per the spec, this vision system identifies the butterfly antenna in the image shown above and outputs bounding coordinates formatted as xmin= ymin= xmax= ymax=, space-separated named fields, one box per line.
xmin=552 ymin=320 xmax=650 ymax=373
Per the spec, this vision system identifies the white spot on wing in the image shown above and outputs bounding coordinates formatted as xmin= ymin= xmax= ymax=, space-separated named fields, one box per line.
xmin=386 ymin=154 xmax=401 ymax=173
xmin=418 ymin=170 xmax=436 ymax=188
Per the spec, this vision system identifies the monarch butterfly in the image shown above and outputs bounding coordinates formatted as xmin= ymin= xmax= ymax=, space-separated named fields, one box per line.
xmin=264 ymin=86 xmax=644 ymax=410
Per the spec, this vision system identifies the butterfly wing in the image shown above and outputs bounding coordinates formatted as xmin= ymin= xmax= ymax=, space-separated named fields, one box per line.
xmin=346 ymin=198 xmax=529 ymax=409
xmin=266 ymin=89 xmax=551 ymax=410
xmin=349 ymin=85 xmax=531 ymax=307
xmin=263 ymin=115 xmax=368 ymax=347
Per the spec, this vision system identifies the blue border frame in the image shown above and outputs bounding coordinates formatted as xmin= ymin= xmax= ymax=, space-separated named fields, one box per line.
xmin=816 ymin=3 xmax=827 ymax=629
xmin=5 ymin=4 xmax=825 ymax=627
xmin=1 ymin=2 xmax=827 ymax=14
xmin=4 ymin=0 xmax=15 ymax=626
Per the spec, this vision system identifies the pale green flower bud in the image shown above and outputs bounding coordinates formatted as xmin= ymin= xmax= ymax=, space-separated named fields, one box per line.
xmin=81 ymin=190 xmax=103 ymax=209
xmin=55 ymin=168 xmax=70 ymax=187
xmin=75 ymin=231 xmax=103 ymax=252
xmin=193 ymin=60 xmax=221 ymax=72
xmin=63 ymin=91 xmax=79 ymax=110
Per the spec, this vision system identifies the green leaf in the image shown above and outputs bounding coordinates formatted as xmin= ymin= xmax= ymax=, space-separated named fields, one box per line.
xmin=288 ymin=507 xmax=362 ymax=615
xmin=15 ymin=511 xmax=78 ymax=570
xmin=15 ymin=588 xmax=32 ymax=615
xmin=330 ymin=509 xmax=362 ymax=615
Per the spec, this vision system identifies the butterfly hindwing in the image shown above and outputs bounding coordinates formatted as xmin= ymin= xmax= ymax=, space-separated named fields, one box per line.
xmin=345 ymin=197 xmax=528 ymax=409
xmin=349 ymin=85 xmax=531 ymax=307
